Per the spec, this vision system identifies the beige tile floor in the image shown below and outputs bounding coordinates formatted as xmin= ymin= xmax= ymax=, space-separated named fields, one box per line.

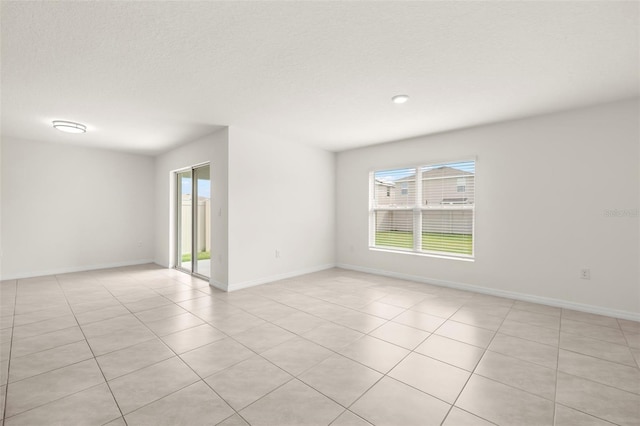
xmin=1 ymin=264 xmax=639 ymax=426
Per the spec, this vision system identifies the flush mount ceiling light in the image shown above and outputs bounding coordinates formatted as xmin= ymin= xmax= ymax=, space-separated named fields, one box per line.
xmin=391 ymin=94 xmax=410 ymax=104
xmin=391 ymin=95 xmax=409 ymax=104
xmin=52 ymin=120 xmax=86 ymax=134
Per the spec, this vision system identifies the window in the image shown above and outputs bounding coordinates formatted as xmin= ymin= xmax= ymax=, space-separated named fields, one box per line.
xmin=370 ymin=160 xmax=475 ymax=258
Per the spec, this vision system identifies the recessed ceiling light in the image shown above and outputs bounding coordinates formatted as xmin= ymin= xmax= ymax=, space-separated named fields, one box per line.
xmin=52 ymin=120 xmax=86 ymax=134
xmin=392 ymin=94 xmax=409 ymax=104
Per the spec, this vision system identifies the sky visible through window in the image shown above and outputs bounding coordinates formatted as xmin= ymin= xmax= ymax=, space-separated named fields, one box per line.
xmin=375 ymin=162 xmax=475 ymax=183
xmin=181 ymin=178 xmax=211 ymax=198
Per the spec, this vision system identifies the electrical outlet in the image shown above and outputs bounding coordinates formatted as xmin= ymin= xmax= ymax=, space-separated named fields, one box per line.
xmin=275 ymin=249 xmax=280 ymax=258
xmin=137 ymin=241 xmax=142 ymax=247
xmin=580 ymin=269 xmax=591 ymax=280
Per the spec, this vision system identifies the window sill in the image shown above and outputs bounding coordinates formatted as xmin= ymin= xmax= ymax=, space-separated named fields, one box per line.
xmin=368 ymin=247 xmax=475 ymax=262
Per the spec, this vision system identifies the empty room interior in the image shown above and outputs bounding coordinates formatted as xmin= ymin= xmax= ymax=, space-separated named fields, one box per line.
xmin=1 ymin=2 xmax=639 ymax=426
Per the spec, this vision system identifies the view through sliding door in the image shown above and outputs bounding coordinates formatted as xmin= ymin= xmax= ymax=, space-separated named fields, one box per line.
xmin=176 ymin=164 xmax=211 ymax=279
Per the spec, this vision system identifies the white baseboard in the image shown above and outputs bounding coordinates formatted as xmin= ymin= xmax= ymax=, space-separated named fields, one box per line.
xmin=1 ymin=259 xmax=155 ymax=281
xmin=227 ymin=263 xmax=336 ymax=292
xmin=209 ymin=279 xmax=227 ymax=292
xmin=337 ymin=263 xmax=640 ymax=322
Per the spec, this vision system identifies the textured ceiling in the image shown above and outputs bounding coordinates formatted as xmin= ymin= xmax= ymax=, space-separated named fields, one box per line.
xmin=1 ymin=1 xmax=638 ymax=155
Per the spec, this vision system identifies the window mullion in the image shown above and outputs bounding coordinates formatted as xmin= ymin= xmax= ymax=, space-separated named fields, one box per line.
xmin=368 ymin=172 xmax=376 ymax=247
xmin=414 ymin=166 xmax=422 ymax=252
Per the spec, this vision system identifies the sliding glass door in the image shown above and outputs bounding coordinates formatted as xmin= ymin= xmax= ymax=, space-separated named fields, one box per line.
xmin=176 ymin=164 xmax=210 ymax=279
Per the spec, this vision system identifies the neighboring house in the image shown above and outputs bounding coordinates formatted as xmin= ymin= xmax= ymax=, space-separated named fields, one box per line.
xmin=374 ymin=166 xmax=474 ymax=234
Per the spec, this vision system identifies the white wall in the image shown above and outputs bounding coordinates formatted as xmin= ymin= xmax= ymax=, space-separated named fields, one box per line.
xmin=154 ymin=126 xmax=335 ymax=291
xmin=154 ymin=129 xmax=229 ymax=288
xmin=227 ymin=127 xmax=335 ymax=289
xmin=1 ymin=137 xmax=155 ymax=279
xmin=337 ymin=99 xmax=640 ymax=318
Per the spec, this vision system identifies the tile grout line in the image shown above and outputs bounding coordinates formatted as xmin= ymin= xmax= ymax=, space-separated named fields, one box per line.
xmin=231 ymin=272 xmax=638 ymax=425
xmin=201 ymin=308 xmax=346 ymax=424
xmin=190 ymin=279 xmax=429 ymax=423
xmin=58 ymin=273 xmax=253 ymax=423
xmin=3 ymin=381 xmax=112 ymax=424
xmin=3 ymin=281 xmax=109 ymax=419
xmin=551 ymin=306 xmax=562 ymax=426
xmin=5 ymin=267 xmax=639 ymax=426
xmin=93 ymin=276 xmax=213 ymax=423
xmin=333 ymin=296 xmax=466 ymax=425
xmin=436 ymin=298 xmax=513 ymax=426
xmin=8 ymin=325 xmax=94 ymax=360
xmin=1 ymin=279 xmax=19 ymax=424
xmin=552 ymin=371 xmax=640 ymax=425
xmin=95 ymin=273 xmax=258 ymax=425
xmin=160 ymin=290 xmax=311 ymax=426
xmin=557 ymin=308 xmax=640 ymax=394
xmin=53 ymin=274 xmax=130 ymax=426
xmin=308 ymin=290 xmax=628 ymax=423
xmin=254 ymin=279 xmax=537 ymax=424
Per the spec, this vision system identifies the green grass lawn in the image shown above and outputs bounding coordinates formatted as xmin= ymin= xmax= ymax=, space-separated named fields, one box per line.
xmin=181 ymin=251 xmax=211 ymax=262
xmin=375 ymin=231 xmax=472 ymax=255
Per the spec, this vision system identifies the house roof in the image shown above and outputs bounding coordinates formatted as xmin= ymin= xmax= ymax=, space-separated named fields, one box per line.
xmin=422 ymin=166 xmax=474 ymax=179
xmin=374 ymin=179 xmax=394 ymax=187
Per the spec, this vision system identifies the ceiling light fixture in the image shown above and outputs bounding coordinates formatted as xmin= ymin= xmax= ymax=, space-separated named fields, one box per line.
xmin=52 ymin=120 xmax=86 ymax=134
xmin=391 ymin=94 xmax=409 ymax=104
xmin=391 ymin=95 xmax=409 ymax=104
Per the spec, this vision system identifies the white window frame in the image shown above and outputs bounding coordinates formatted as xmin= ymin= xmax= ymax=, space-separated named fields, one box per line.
xmin=369 ymin=159 xmax=476 ymax=260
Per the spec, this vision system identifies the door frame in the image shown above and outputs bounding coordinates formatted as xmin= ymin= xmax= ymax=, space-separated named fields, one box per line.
xmin=174 ymin=162 xmax=210 ymax=280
